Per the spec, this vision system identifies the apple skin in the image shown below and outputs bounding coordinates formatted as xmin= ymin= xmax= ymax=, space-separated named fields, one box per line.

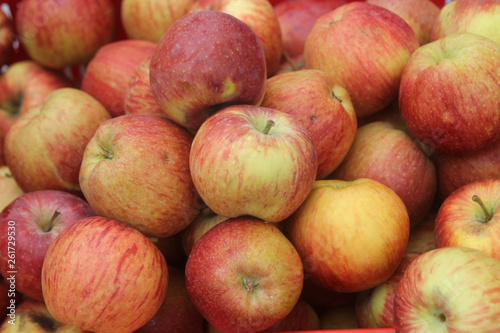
xmin=15 ymin=0 xmax=117 ymax=69
xmin=42 ymin=216 xmax=168 ymax=333
xmin=274 ymin=0 xmax=348 ymax=58
xmin=79 ymin=114 xmax=202 ymax=238
xmin=431 ymin=0 xmax=500 ymax=45
xmin=394 ymin=247 xmax=500 ymax=332
xmin=0 ymin=190 xmax=96 ymax=301
xmin=149 ymin=10 xmax=267 ymax=132
xmin=185 ymin=217 xmax=304 ymax=333
xmin=81 ymin=39 xmax=157 ymax=118
xmin=190 ymin=0 xmax=282 ymax=77
xmin=399 ymin=32 xmax=500 ymax=155
xmin=181 ymin=209 xmax=230 ymax=256
xmin=367 ymin=0 xmax=440 ymax=45
xmin=189 ymin=104 xmax=317 ymax=223
xmin=0 ymin=9 xmax=13 ymax=66
xmin=4 ymin=88 xmax=111 ymax=194
xmin=330 ymin=118 xmax=437 ymax=227
xmin=0 ymin=166 xmax=23 ymax=212
xmin=286 ymin=178 xmax=410 ymax=293
xmin=260 ymin=69 xmax=357 ymax=179
xmin=121 ymin=0 xmax=196 ymax=43
xmin=261 ymin=298 xmax=320 ymax=332
xmin=304 ymin=2 xmax=420 ymax=117
xmin=405 ymin=212 xmax=437 ymax=254
xmin=435 ymin=179 xmax=500 ymax=260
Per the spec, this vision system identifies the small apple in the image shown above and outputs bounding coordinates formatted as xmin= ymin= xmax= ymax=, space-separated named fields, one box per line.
xmin=0 ymin=9 xmax=13 ymax=66
xmin=0 ymin=166 xmax=23 ymax=212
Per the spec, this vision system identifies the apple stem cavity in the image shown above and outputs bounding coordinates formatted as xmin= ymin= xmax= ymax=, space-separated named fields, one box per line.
xmin=43 ymin=209 xmax=61 ymax=232
xmin=282 ymin=51 xmax=299 ymax=71
xmin=262 ymin=120 xmax=275 ymax=135
xmin=243 ymin=278 xmax=258 ymax=294
xmin=472 ymin=195 xmax=493 ymax=223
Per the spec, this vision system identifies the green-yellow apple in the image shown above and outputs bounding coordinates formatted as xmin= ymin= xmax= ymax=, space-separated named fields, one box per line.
xmin=0 ymin=166 xmax=23 ymax=212
xmin=15 ymin=0 xmax=117 ymax=69
xmin=189 ymin=104 xmax=317 ymax=222
xmin=260 ymin=69 xmax=357 ymax=179
xmin=4 ymin=88 xmax=110 ymax=194
xmin=286 ymin=178 xmax=410 ymax=293
xmin=394 ymin=247 xmax=500 ymax=332
xmin=0 ymin=9 xmax=13 ymax=66
xmin=185 ymin=217 xmax=304 ymax=333
xmin=405 ymin=212 xmax=437 ymax=254
xmin=435 ymin=179 xmax=500 ymax=259
xmin=79 ymin=114 xmax=202 ymax=238
xmin=42 ymin=216 xmax=168 ymax=333
xmin=149 ymin=10 xmax=267 ymax=132
xmin=399 ymin=32 xmax=500 ymax=155
xmin=431 ymin=0 xmax=500 ymax=45
xmin=304 ymin=2 xmax=419 ymax=117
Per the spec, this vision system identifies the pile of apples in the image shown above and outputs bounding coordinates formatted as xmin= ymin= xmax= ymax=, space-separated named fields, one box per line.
xmin=0 ymin=0 xmax=499 ymax=332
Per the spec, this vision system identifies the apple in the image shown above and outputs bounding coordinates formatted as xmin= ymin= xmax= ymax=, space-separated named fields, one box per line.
xmin=121 ymin=0 xmax=196 ymax=43
xmin=286 ymin=178 xmax=410 ymax=293
xmin=189 ymin=104 xmax=317 ymax=222
xmin=399 ymin=32 xmax=500 ymax=155
xmin=304 ymin=2 xmax=420 ymax=117
xmin=124 ymin=56 xmax=164 ymax=117
xmin=355 ymin=251 xmax=420 ymax=328
xmin=394 ymin=247 xmax=500 ymax=332
xmin=0 ymin=9 xmax=13 ymax=67
xmin=319 ymin=304 xmax=359 ymax=330
xmin=435 ymin=179 xmax=500 ymax=259
xmin=0 ymin=166 xmax=23 ymax=212
xmin=405 ymin=212 xmax=437 ymax=254
xmin=431 ymin=0 xmax=500 ymax=45
xmin=189 ymin=0 xmax=283 ymax=76
xmin=81 ymin=39 xmax=157 ymax=118
xmin=275 ymin=53 xmax=305 ymax=75
xmin=79 ymin=114 xmax=202 ymax=238
xmin=15 ymin=0 xmax=117 ymax=69
xmin=0 ymin=190 xmax=96 ymax=301
xmin=274 ymin=0 xmax=348 ymax=58
xmin=42 ymin=216 xmax=168 ymax=333
xmin=366 ymin=0 xmax=440 ymax=45
xmin=149 ymin=10 xmax=267 ymax=132
xmin=330 ymin=118 xmax=437 ymax=227
xmin=4 ymin=88 xmax=111 ymax=194
xmin=185 ymin=216 xmax=304 ymax=333
xmin=260 ymin=69 xmax=357 ymax=179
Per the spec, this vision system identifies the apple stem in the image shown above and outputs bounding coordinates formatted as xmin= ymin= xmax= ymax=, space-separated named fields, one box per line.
xmin=43 ymin=209 xmax=61 ymax=232
xmin=472 ymin=195 xmax=492 ymax=222
xmin=262 ymin=120 xmax=275 ymax=135
xmin=282 ymin=51 xmax=298 ymax=71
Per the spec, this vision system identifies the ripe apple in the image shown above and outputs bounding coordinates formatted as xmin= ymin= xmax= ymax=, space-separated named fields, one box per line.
xmin=304 ymin=2 xmax=419 ymax=117
xmin=319 ymin=304 xmax=359 ymax=330
xmin=15 ymin=0 xmax=117 ymax=69
xmin=0 ymin=166 xmax=23 ymax=212
xmin=331 ymin=118 xmax=437 ymax=227
xmin=0 ymin=9 xmax=13 ymax=66
xmin=4 ymin=88 xmax=111 ymax=194
xmin=394 ymin=247 xmax=500 ymax=332
xmin=431 ymin=0 xmax=500 ymax=45
xmin=405 ymin=212 xmax=437 ymax=254
xmin=149 ymin=10 xmax=267 ymax=132
xmin=286 ymin=178 xmax=410 ymax=293
xmin=189 ymin=0 xmax=283 ymax=76
xmin=42 ymin=216 xmax=168 ymax=333
xmin=79 ymin=114 xmax=202 ymax=238
xmin=366 ymin=0 xmax=440 ymax=45
xmin=81 ymin=39 xmax=156 ymax=118
xmin=260 ymin=69 xmax=357 ymax=179
xmin=185 ymin=217 xmax=304 ymax=333
xmin=0 ymin=190 xmax=96 ymax=300
xmin=435 ymin=179 xmax=500 ymax=259
xmin=399 ymin=32 xmax=500 ymax=155
xmin=189 ymin=104 xmax=317 ymax=222
xmin=121 ymin=0 xmax=196 ymax=43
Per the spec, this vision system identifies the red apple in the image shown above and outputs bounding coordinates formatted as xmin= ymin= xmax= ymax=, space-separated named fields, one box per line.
xmin=42 ymin=216 xmax=168 ymax=333
xmin=149 ymin=10 xmax=267 ymax=132
xmin=405 ymin=212 xmax=437 ymax=254
xmin=304 ymin=2 xmax=420 ymax=117
xmin=4 ymin=88 xmax=111 ymax=194
xmin=79 ymin=114 xmax=202 ymax=238
xmin=81 ymin=39 xmax=157 ymax=118
xmin=0 ymin=166 xmax=23 ymax=212
xmin=399 ymin=32 xmax=500 ymax=155
xmin=260 ymin=69 xmax=357 ymax=179
xmin=185 ymin=217 xmax=304 ymax=333
xmin=0 ymin=9 xmax=13 ymax=66
xmin=0 ymin=190 xmax=96 ymax=300
xmin=189 ymin=104 xmax=317 ymax=222
xmin=15 ymin=0 xmax=117 ymax=69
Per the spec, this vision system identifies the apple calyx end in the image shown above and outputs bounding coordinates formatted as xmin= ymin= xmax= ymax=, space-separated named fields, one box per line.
xmin=472 ymin=195 xmax=493 ymax=223
xmin=243 ymin=278 xmax=258 ymax=294
xmin=262 ymin=120 xmax=275 ymax=135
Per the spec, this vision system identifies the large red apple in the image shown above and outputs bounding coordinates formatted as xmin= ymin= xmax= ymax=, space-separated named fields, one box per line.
xmin=42 ymin=216 xmax=168 ymax=333
xmin=150 ymin=10 xmax=267 ymax=132
xmin=15 ymin=0 xmax=117 ymax=69
xmin=185 ymin=217 xmax=304 ymax=333
xmin=0 ymin=9 xmax=13 ymax=66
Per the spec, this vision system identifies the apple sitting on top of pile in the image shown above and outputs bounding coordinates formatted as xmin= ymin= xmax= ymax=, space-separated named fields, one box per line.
xmin=0 ymin=0 xmax=499 ymax=332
